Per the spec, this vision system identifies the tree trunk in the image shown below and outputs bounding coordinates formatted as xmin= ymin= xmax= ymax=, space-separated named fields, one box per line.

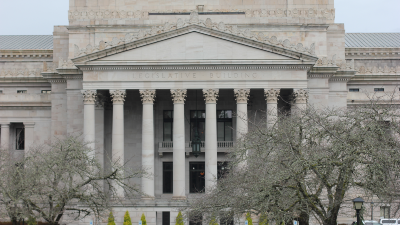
xmin=11 ymin=217 xmax=19 ymax=225
xmin=298 ymin=210 xmax=309 ymax=225
xmin=323 ymin=208 xmax=340 ymax=225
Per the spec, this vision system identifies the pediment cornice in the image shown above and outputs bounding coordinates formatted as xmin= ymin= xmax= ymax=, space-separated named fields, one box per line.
xmin=71 ymin=12 xmax=318 ymax=65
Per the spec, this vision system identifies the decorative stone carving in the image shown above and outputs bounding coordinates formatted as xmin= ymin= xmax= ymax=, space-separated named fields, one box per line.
xmin=293 ymin=89 xmax=309 ymax=104
xmin=355 ymin=64 xmax=399 ymax=75
xmin=234 ymin=89 xmax=250 ymax=103
xmin=171 ymin=89 xmax=187 ymax=104
xmin=264 ymin=89 xmax=280 ymax=103
xmin=110 ymin=90 xmax=126 ymax=104
xmin=73 ymin=11 xmax=316 ymax=58
xmin=140 ymin=89 xmax=156 ymax=104
xmin=203 ymin=89 xmax=219 ymax=103
xmin=81 ymin=90 xmax=97 ymax=104
xmin=0 ymin=67 xmax=42 ymax=78
xmin=58 ymin=58 xmax=77 ymax=69
xmin=315 ymin=55 xmax=337 ymax=67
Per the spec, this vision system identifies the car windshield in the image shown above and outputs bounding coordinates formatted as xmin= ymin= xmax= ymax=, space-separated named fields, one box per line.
xmin=382 ymin=220 xmax=397 ymax=224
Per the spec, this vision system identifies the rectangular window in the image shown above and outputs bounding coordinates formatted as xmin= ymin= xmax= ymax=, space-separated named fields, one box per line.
xmin=380 ymin=206 xmax=390 ymax=218
xmin=217 ymin=110 xmax=233 ymax=141
xmin=41 ymin=90 xmax=51 ymax=94
xmin=163 ymin=162 xmax=173 ymax=193
xmin=17 ymin=90 xmax=27 ymax=94
xmin=349 ymin=88 xmax=359 ymax=92
xmin=163 ymin=111 xmax=173 ymax=141
xmin=190 ymin=110 xmax=205 ymax=141
xmin=190 ymin=162 xmax=205 ymax=193
xmin=374 ymin=88 xmax=384 ymax=92
xmin=16 ymin=128 xmax=25 ymax=150
xmin=162 ymin=212 xmax=170 ymax=225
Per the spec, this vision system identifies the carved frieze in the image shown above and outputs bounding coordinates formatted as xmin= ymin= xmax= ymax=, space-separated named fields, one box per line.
xmin=171 ymin=89 xmax=187 ymax=104
xmin=58 ymin=58 xmax=77 ymax=69
xmin=68 ymin=8 xmax=334 ymax=21
xmin=81 ymin=90 xmax=97 ymax=104
xmin=110 ymin=90 xmax=126 ymax=104
xmin=234 ymin=89 xmax=250 ymax=103
xmin=203 ymin=89 xmax=219 ymax=103
xmin=355 ymin=64 xmax=399 ymax=75
xmin=139 ymin=89 xmax=156 ymax=104
xmin=73 ymin=12 xmax=316 ymax=58
xmin=264 ymin=89 xmax=280 ymax=103
xmin=0 ymin=67 xmax=42 ymax=78
xmin=293 ymin=89 xmax=309 ymax=104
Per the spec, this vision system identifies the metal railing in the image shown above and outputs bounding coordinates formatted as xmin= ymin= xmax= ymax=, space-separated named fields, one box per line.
xmin=159 ymin=141 xmax=234 ymax=149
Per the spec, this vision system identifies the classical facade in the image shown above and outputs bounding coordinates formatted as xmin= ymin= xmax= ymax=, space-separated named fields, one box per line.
xmin=0 ymin=0 xmax=399 ymax=225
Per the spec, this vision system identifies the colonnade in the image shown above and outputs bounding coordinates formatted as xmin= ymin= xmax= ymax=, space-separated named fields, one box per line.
xmin=80 ymin=88 xmax=309 ymax=198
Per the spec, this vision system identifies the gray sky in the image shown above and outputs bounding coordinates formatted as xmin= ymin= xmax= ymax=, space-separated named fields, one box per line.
xmin=0 ymin=0 xmax=399 ymax=35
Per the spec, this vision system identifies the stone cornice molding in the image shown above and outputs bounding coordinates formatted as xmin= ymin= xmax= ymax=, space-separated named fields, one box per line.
xmin=23 ymin=122 xmax=35 ymax=128
xmin=78 ymin=65 xmax=313 ymax=71
xmin=41 ymin=72 xmax=66 ymax=83
xmin=345 ymin=47 xmax=400 ymax=60
xmin=71 ymin=12 xmax=317 ymax=64
xmin=110 ymin=89 xmax=126 ymax=104
xmin=293 ymin=89 xmax=308 ymax=104
xmin=139 ymin=89 xmax=156 ymax=104
xmin=81 ymin=89 xmax=97 ymax=104
xmin=171 ymin=89 xmax=187 ymax=104
xmin=330 ymin=71 xmax=356 ymax=82
xmin=308 ymin=65 xmax=338 ymax=79
xmin=203 ymin=89 xmax=219 ymax=103
xmin=0 ymin=49 xmax=53 ymax=59
xmin=264 ymin=89 xmax=280 ymax=103
xmin=234 ymin=89 xmax=250 ymax=103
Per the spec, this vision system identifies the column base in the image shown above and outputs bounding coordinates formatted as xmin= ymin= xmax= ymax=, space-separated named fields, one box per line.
xmin=141 ymin=196 xmax=155 ymax=200
xmin=172 ymin=196 xmax=187 ymax=200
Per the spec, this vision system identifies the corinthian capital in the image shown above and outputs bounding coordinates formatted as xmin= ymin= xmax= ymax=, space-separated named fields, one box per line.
xmin=264 ymin=89 xmax=280 ymax=103
xmin=81 ymin=90 xmax=97 ymax=104
xmin=203 ymin=89 xmax=219 ymax=103
xmin=171 ymin=89 xmax=187 ymax=104
xmin=234 ymin=89 xmax=250 ymax=103
xmin=110 ymin=89 xmax=126 ymax=104
xmin=140 ymin=89 xmax=156 ymax=104
xmin=293 ymin=89 xmax=309 ymax=104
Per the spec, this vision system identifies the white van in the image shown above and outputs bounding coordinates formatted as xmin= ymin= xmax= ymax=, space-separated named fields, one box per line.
xmin=380 ymin=219 xmax=399 ymax=225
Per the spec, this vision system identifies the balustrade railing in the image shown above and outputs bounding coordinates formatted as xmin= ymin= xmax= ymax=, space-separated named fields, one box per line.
xmin=159 ymin=141 xmax=234 ymax=149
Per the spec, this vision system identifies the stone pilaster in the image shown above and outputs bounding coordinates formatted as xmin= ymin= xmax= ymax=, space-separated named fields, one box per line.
xmin=110 ymin=89 xmax=126 ymax=197
xmin=23 ymin=122 xmax=35 ymax=154
xmin=140 ymin=89 xmax=156 ymax=199
xmin=234 ymin=89 xmax=250 ymax=139
xmin=82 ymin=90 xmax=97 ymax=158
xmin=171 ymin=89 xmax=187 ymax=200
xmin=264 ymin=89 xmax=280 ymax=126
xmin=203 ymin=89 xmax=219 ymax=193
xmin=292 ymin=89 xmax=308 ymax=114
xmin=1 ymin=123 xmax=10 ymax=150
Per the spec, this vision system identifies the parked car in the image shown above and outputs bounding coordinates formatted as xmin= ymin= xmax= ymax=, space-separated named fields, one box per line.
xmin=379 ymin=219 xmax=399 ymax=225
xmin=351 ymin=220 xmax=381 ymax=225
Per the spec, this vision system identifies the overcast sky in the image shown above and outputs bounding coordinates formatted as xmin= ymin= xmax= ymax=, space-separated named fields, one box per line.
xmin=0 ymin=0 xmax=399 ymax=35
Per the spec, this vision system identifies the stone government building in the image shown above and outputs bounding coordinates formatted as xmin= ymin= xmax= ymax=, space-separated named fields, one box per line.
xmin=0 ymin=0 xmax=399 ymax=224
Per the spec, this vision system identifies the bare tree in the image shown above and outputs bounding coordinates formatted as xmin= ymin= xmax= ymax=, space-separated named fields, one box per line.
xmin=0 ymin=136 xmax=144 ymax=225
xmin=187 ymin=93 xmax=400 ymax=225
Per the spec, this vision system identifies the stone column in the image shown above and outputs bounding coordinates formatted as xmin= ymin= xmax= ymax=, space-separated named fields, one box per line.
xmin=1 ymin=123 xmax=10 ymax=149
xmin=140 ymin=89 xmax=156 ymax=199
xmin=264 ymin=89 xmax=280 ymax=127
xmin=234 ymin=89 xmax=250 ymax=140
xmin=23 ymin=122 xmax=35 ymax=154
xmin=95 ymin=95 xmax=105 ymax=170
xmin=82 ymin=90 xmax=97 ymax=158
xmin=203 ymin=89 xmax=219 ymax=193
xmin=110 ymin=89 xmax=126 ymax=197
xmin=171 ymin=89 xmax=187 ymax=200
xmin=292 ymin=89 xmax=308 ymax=115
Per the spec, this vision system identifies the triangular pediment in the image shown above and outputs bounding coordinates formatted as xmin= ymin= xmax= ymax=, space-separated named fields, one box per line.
xmin=72 ymin=24 xmax=318 ymax=66
xmin=97 ymin=32 xmax=293 ymax=62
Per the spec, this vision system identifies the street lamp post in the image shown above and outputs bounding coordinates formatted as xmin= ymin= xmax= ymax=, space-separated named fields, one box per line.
xmin=353 ymin=197 xmax=365 ymax=225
